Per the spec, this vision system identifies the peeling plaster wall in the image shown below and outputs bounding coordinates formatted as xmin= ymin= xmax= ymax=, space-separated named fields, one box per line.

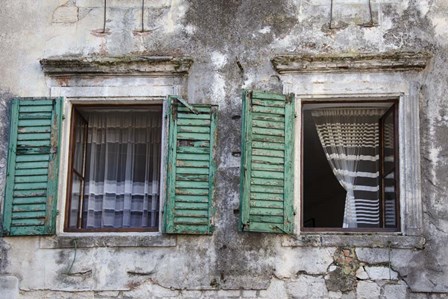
xmin=0 ymin=0 xmax=448 ymax=298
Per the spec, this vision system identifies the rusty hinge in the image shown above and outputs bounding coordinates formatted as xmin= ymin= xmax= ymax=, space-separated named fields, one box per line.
xmin=286 ymin=93 xmax=293 ymax=104
xmin=248 ymin=91 xmax=253 ymax=107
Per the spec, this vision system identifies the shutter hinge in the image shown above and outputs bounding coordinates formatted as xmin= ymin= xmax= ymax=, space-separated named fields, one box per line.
xmin=248 ymin=91 xmax=253 ymax=107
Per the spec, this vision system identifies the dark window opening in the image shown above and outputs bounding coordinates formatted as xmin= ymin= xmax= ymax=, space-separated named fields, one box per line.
xmin=302 ymin=101 xmax=399 ymax=232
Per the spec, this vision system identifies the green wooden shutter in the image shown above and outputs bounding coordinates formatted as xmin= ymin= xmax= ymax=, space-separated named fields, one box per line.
xmin=240 ymin=90 xmax=295 ymax=233
xmin=3 ymin=98 xmax=62 ymax=236
xmin=164 ymin=96 xmax=217 ymax=234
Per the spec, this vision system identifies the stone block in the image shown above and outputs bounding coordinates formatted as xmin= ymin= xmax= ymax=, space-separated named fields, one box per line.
xmin=356 ymin=281 xmax=381 ymax=299
xmin=52 ymin=6 xmax=78 ymax=23
xmin=382 ymin=282 xmax=408 ymax=299
xmin=217 ymin=289 xmax=240 ymax=297
xmin=0 ymin=276 xmax=19 ymax=299
xmin=365 ymin=266 xmax=398 ymax=280
xmin=328 ymin=291 xmax=343 ymax=298
xmin=259 ymin=279 xmax=288 ymax=298
xmin=286 ymin=275 xmax=329 ymax=299
xmin=242 ymin=290 xmax=257 ymax=297
xmin=356 ymin=267 xmax=369 ymax=280
xmin=341 ymin=292 xmax=356 ymax=299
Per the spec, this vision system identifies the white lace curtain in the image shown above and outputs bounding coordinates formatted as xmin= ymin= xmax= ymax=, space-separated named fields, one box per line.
xmin=83 ymin=111 xmax=161 ymax=229
xmin=312 ymin=108 xmax=385 ymax=228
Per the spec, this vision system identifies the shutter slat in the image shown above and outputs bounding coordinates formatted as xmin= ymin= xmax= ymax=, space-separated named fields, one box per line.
xmin=16 ymin=154 xmax=50 ymax=162
xmin=252 ymin=120 xmax=285 ymax=130
xmin=175 ymin=202 xmax=209 ymax=210
xmin=178 ymin=126 xmax=211 ymax=134
xmin=250 ymin=200 xmax=284 ymax=209
xmin=252 ymin=99 xmax=286 ymax=107
xmin=175 ymin=188 xmax=209 ymax=196
xmin=252 ymin=134 xmax=285 ymax=143
xmin=12 ymin=197 xmax=47 ymax=205
xmin=165 ymin=98 xmax=217 ymax=234
xmin=177 ymin=113 xmax=211 ymax=120
xmin=176 ymin=160 xmax=209 ymax=168
xmin=15 ymin=176 xmax=48 ymax=183
xmin=251 ymin=193 xmax=284 ymax=201
xmin=250 ymin=215 xmax=284 ymax=224
xmin=240 ymin=90 xmax=294 ymax=234
xmin=250 ymin=207 xmax=284 ymax=216
xmin=251 ymin=170 xmax=284 ymax=180
xmin=175 ymin=195 xmax=209 ymax=203
xmin=177 ymin=132 xmax=210 ymax=141
xmin=176 ymin=174 xmax=209 ymax=181
xmin=3 ymin=98 xmax=62 ymax=236
xmin=19 ymin=105 xmax=53 ymax=113
xmin=176 ymin=167 xmax=210 ymax=175
xmin=17 ymin=133 xmax=51 ymax=141
xmin=12 ymin=203 xmax=46 ymax=212
xmin=252 ymin=148 xmax=284 ymax=158
xmin=251 ymin=178 xmax=284 ymax=187
xmin=251 ymin=185 xmax=284 ymax=194
xmin=18 ymin=119 xmax=52 ymax=127
xmin=252 ymin=91 xmax=286 ymax=101
xmin=252 ymin=105 xmax=285 ymax=115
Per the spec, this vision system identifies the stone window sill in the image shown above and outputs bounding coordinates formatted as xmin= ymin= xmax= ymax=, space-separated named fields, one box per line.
xmin=39 ymin=233 xmax=177 ymax=249
xmin=282 ymin=234 xmax=425 ymax=249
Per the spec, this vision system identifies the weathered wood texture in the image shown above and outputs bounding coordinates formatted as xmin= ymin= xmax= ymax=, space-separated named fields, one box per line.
xmin=164 ymin=98 xmax=217 ymax=234
xmin=240 ymin=90 xmax=295 ymax=234
xmin=3 ymin=98 xmax=62 ymax=236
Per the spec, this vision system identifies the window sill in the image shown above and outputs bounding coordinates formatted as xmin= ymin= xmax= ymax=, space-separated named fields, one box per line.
xmin=39 ymin=233 xmax=177 ymax=249
xmin=282 ymin=234 xmax=425 ymax=249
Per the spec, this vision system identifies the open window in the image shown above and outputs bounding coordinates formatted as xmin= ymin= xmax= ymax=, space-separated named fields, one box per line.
xmin=302 ymin=101 xmax=399 ymax=232
xmin=65 ymin=105 xmax=163 ymax=232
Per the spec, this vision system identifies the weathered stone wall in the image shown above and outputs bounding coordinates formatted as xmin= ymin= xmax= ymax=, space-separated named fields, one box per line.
xmin=0 ymin=0 xmax=448 ymax=298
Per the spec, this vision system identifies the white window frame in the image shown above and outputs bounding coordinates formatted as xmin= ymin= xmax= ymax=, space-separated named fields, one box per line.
xmin=282 ymin=72 xmax=422 ymax=236
xmin=49 ymin=80 xmax=183 ymax=236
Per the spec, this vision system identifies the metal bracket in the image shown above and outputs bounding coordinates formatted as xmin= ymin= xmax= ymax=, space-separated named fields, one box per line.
xmin=171 ymin=96 xmax=199 ymax=114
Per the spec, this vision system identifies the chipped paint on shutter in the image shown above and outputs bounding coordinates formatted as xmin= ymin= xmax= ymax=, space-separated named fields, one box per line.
xmin=164 ymin=97 xmax=217 ymax=234
xmin=3 ymin=98 xmax=62 ymax=236
xmin=240 ymin=90 xmax=295 ymax=234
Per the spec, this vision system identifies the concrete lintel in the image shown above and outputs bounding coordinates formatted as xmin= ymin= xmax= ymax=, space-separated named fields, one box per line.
xmin=282 ymin=235 xmax=425 ymax=249
xmin=39 ymin=234 xmax=177 ymax=248
xmin=272 ymin=52 xmax=432 ymax=74
xmin=40 ymin=56 xmax=193 ymax=76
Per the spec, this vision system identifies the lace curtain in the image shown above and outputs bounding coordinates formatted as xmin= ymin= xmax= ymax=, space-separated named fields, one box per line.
xmin=82 ymin=111 xmax=162 ymax=229
xmin=312 ymin=108 xmax=385 ymax=228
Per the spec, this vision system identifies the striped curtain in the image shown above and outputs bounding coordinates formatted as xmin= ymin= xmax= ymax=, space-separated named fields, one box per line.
xmin=312 ymin=108 xmax=385 ymax=228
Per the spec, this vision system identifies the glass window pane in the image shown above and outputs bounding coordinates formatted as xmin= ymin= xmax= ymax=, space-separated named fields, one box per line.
xmin=383 ymin=112 xmax=395 ymax=174
xmin=383 ymin=171 xmax=397 ymax=228
xmin=73 ymin=115 xmax=86 ymax=173
xmin=69 ymin=173 xmax=82 ymax=228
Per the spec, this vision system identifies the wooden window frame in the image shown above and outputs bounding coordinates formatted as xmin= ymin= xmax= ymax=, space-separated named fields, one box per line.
xmin=300 ymin=100 xmax=400 ymax=233
xmin=64 ymin=104 xmax=163 ymax=233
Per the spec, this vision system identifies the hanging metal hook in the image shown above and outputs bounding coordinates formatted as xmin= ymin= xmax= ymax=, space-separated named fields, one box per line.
xmin=329 ymin=0 xmax=334 ymax=29
xmin=102 ymin=0 xmax=107 ymax=33
xmin=368 ymin=0 xmax=374 ymax=26
xmin=141 ymin=0 xmax=145 ymax=32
